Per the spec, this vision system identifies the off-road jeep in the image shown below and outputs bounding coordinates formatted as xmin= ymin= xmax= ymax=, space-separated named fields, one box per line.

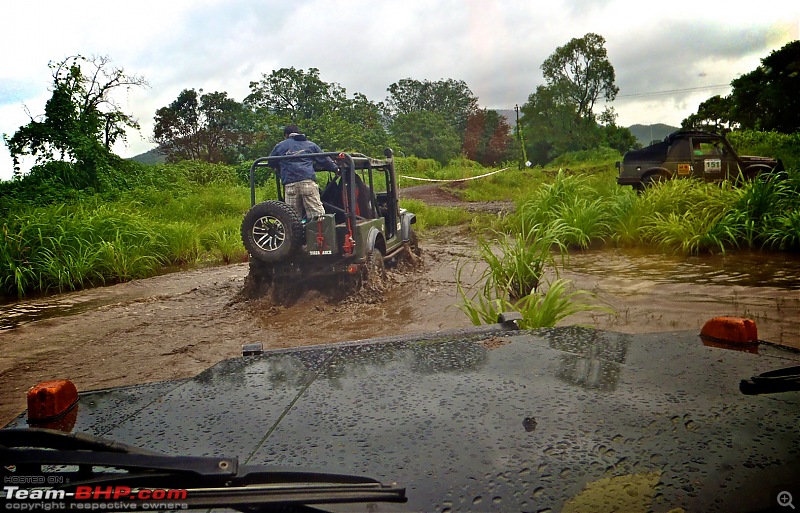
xmin=241 ymin=149 xmax=418 ymax=296
xmin=616 ymin=130 xmax=784 ymax=190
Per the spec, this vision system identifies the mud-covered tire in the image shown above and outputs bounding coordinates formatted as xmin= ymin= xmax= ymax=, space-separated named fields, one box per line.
xmin=407 ymin=228 xmax=421 ymax=257
xmin=241 ymin=201 xmax=304 ymax=264
xmin=362 ymin=250 xmax=385 ymax=290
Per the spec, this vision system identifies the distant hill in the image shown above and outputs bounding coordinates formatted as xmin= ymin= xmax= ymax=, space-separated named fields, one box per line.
xmin=494 ymin=111 xmax=677 ymax=147
xmin=129 ymin=148 xmax=166 ymax=165
xmin=628 ymin=124 xmax=679 ymax=146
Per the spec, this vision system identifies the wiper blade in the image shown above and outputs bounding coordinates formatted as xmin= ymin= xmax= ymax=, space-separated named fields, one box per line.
xmin=0 ymin=428 xmax=407 ymax=511
xmin=740 ymin=365 xmax=800 ymax=394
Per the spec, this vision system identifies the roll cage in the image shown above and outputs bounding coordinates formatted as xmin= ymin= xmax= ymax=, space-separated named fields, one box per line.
xmin=247 ymin=150 xmax=400 ymax=240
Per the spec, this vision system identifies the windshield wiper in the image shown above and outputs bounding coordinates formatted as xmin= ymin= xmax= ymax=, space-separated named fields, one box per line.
xmin=0 ymin=428 xmax=406 ymax=511
xmin=740 ymin=365 xmax=800 ymax=395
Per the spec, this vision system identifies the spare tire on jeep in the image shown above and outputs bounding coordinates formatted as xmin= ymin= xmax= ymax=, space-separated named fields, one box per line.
xmin=241 ymin=200 xmax=304 ymax=263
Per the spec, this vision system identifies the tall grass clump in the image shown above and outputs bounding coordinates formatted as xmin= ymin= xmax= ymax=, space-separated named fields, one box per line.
xmin=158 ymin=221 xmax=202 ymax=266
xmin=632 ymin=179 xmax=743 ymax=253
xmin=201 ymin=219 xmax=249 ymax=265
xmin=0 ymin=204 xmax=170 ymax=296
xmin=714 ymin=169 xmax=800 ymax=250
xmin=514 ymin=170 xmax=617 ymax=248
xmin=457 ymin=222 xmax=610 ymax=329
xmin=547 ymin=147 xmax=623 ymax=175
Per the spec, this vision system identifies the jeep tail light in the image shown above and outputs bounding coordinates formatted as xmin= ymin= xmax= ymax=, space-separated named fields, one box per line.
xmin=347 ymin=264 xmax=359 ymax=274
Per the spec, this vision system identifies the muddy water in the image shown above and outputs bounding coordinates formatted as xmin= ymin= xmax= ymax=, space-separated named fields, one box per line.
xmin=1 ymin=231 xmax=799 ymax=425
xmin=2 ymin=242 xmax=797 ymax=342
xmin=562 ymin=247 xmax=800 ymax=347
xmin=566 ymin=247 xmax=800 ymax=290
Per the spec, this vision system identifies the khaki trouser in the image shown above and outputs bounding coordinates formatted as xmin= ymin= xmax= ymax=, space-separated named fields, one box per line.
xmin=284 ymin=179 xmax=325 ymax=220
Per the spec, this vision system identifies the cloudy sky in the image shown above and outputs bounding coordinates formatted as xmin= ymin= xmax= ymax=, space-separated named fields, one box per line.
xmin=1 ymin=0 xmax=797 ymax=180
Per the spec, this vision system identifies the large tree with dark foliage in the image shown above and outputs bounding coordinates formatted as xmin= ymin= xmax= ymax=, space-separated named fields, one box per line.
xmin=729 ymin=40 xmax=800 ymax=133
xmin=385 ymin=78 xmax=479 ymax=135
xmin=390 ymin=110 xmax=461 ymax=164
xmin=681 ymin=95 xmax=736 ymax=133
xmin=520 ymin=33 xmax=627 ymax=164
xmin=4 ymin=55 xmax=147 ymax=184
xmin=683 ymin=40 xmax=800 ymax=133
xmin=153 ymin=89 xmax=250 ymax=164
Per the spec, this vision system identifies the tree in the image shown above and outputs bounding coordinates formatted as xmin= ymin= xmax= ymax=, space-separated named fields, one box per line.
xmin=244 ymin=67 xmax=346 ymax=122
xmin=241 ymin=67 xmax=393 ymax=158
xmin=681 ymin=95 xmax=736 ymax=133
xmin=390 ymin=111 xmax=461 ymax=164
xmin=4 ymin=55 xmax=147 ymax=183
xmin=385 ymin=78 xmax=479 ymax=135
xmin=307 ymin=93 xmax=394 ymax=156
xmin=598 ymin=108 xmax=639 ymax=154
xmin=684 ymin=40 xmax=800 ymax=133
xmin=540 ymin=33 xmax=619 ymax=120
xmin=520 ymin=85 xmax=602 ymax=164
xmin=462 ymin=109 xmax=515 ymax=166
xmin=729 ymin=40 xmax=800 ymax=133
xmin=520 ymin=33 xmax=619 ymax=164
xmin=153 ymin=89 xmax=250 ymax=163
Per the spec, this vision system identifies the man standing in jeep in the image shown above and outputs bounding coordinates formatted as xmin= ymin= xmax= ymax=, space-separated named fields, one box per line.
xmin=269 ymin=125 xmax=337 ymax=220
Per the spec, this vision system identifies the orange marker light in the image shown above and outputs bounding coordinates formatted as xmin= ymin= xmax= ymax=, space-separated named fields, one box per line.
xmin=27 ymin=380 xmax=78 ymax=422
xmin=700 ymin=317 xmax=759 ymax=345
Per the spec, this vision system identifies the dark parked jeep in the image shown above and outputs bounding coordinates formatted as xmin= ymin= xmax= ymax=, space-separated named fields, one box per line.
xmin=241 ymin=149 xmax=419 ymax=297
xmin=617 ymin=130 xmax=784 ymax=190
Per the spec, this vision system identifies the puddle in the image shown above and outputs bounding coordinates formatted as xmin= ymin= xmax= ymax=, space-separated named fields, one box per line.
xmin=565 ymin=247 xmax=800 ymax=290
xmin=2 ymin=245 xmax=799 ymax=333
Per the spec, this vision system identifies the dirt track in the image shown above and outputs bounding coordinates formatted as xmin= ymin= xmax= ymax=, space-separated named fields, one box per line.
xmin=1 ymin=185 xmax=798 ymax=425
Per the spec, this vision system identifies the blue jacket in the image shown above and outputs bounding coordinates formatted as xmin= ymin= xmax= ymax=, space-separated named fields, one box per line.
xmin=269 ymin=134 xmax=337 ymax=185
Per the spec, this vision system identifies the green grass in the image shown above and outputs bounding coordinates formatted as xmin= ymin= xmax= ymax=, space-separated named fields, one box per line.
xmin=399 ymin=199 xmax=473 ymax=231
xmin=0 ymin=184 xmax=254 ymax=297
xmin=3 ymin=147 xmax=798 ymax=299
xmin=456 ymin=220 xmax=611 ymax=329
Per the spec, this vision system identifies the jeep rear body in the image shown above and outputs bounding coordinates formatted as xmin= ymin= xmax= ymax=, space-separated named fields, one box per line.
xmin=244 ymin=151 xmax=416 ymax=279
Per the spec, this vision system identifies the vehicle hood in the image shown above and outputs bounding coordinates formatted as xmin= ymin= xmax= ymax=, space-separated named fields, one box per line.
xmin=739 ymin=155 xmax=781 ymax=165
xmin=5 ymin=327 xmax=800 ymax=512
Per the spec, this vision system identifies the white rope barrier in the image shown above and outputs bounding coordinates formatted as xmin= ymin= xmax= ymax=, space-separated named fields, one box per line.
xmin=399 ymin=167 xmax=510 ymax=183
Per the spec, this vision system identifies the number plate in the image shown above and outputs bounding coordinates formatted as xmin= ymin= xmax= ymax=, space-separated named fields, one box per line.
xmin=705 ymin=159 xmax=722 ymax=173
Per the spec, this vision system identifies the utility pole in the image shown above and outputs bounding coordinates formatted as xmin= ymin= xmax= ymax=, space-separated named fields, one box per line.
xmin=515 ymin=104 xmax=528 ymax=169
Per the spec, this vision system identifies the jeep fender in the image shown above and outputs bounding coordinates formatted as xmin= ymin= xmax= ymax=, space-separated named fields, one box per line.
xmin=366 ymin=227 xmax=386 ymax=255
xmin=642 ymin=168 xmax=672 ymax=186
xmin=401 ymin=212 xmax=417 ymax=242
xmin=742 ymin=165 xmax=777 ymax=181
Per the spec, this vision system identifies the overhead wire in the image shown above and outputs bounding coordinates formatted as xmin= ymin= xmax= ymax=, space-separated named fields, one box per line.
xmin=616 ymin=84 xmax=731 ymax=98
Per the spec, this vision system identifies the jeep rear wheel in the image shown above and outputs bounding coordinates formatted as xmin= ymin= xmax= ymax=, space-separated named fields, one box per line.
xmin=241 ymin=201 xmax=304 ymax=263
xmin=362 ymin=250 xmax=386 ymax=291
xmin=407 ymin=228 xmax=421 ymax=257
